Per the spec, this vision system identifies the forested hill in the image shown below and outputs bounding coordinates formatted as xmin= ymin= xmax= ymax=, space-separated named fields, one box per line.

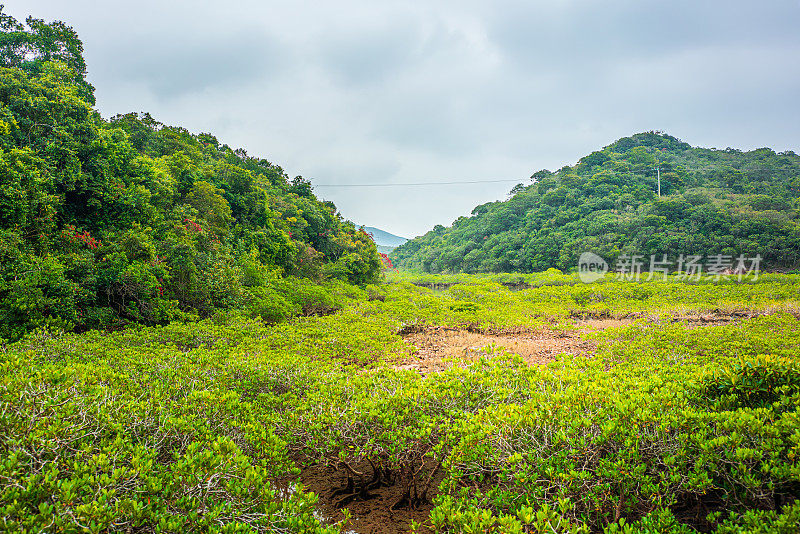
xmin=0 ymin=9 xmax=380 ymax=340
xmin=391 ymin=132 xmax=800 ymax=273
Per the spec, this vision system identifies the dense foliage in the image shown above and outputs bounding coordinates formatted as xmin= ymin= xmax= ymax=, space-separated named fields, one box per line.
xmin=1 ymin=273 xmax=799 ymax=532
xmin=0 ymin=8 xmax=381 ymax=341
xmin=392 ymin=132 xmax=800 ymax=273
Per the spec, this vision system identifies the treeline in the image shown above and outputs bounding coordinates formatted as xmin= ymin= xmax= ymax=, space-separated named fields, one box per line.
xmin=0 ymin=9 xmax=380 ymax=340
xmin=392 ymin=132 xmax=800 ymax=273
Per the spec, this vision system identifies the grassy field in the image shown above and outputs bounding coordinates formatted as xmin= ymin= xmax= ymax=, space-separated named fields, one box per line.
xmin=2 ymin=273 xmax=800 ymax=533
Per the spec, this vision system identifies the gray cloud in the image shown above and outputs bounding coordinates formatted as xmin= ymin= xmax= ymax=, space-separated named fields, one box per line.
xmin=316 ymin=20 xmax=422 ymax=86
xmin=5 ymin=0 xmax=799 ymax=237
xmin=488 ymin=1 xmax=800 ymax=69
xmin=97 ymin=31 xmax=281 ymax=99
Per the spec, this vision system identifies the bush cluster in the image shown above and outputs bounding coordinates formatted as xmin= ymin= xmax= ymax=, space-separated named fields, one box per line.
xmin=1 ymin=276 xmax=799 ymax=532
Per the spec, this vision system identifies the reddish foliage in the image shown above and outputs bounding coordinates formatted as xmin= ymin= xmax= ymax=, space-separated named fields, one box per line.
xmin=379 ymin=253 xmax=394 ymax=270
xmin=183 ymin=218 xmax=203 ymax=233
xmin=63 ymin=225 xmax=101 ymax=250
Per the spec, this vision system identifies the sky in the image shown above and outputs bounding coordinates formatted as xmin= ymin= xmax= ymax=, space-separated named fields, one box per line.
xmin=5 ymin=0 xmax=800 ymax=238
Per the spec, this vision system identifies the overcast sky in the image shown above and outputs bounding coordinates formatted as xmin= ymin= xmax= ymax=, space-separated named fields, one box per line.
xmin=6 ymin=1 xmax=800 ymax=237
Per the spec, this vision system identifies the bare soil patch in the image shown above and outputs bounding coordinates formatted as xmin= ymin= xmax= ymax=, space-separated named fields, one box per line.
xmin=396 ymin=325 xmax=596 ymax=374
xmin=394 ymin=313 xmax=758 ymax=374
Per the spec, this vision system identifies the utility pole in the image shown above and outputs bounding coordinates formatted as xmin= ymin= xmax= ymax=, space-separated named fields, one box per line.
xmin=654 ymin=166 xmax=661 ymax=197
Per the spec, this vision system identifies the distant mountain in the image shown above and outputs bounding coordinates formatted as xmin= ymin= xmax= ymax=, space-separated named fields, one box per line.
xmin=363 ymin=227 xmax=408 ymax=250
xmin=391 ymin=132 xmax=800 ymax=273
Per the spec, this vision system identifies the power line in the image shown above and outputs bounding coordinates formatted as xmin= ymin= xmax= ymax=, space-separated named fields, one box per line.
xmin=312 ymin=179 xmax=523 ymax=188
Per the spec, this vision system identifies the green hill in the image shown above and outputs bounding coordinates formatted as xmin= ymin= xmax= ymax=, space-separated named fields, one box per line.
xmin=0 ymin=9 xmax=380 ymax=340
xmin=391 ymin=132 xmax=800 ymax=273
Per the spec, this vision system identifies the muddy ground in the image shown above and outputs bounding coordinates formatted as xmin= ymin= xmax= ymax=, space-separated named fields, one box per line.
xmin=287 ymin=460 xmax=441 ymax=534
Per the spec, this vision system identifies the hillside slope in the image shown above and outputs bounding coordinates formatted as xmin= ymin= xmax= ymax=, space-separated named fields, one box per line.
xmin=392 ymin=132 xmax=800 ymax=273
xmin=363 ymin=226 xmax=408 ymax=248
xmin=0 ymin=9 xmax=380 ymax=340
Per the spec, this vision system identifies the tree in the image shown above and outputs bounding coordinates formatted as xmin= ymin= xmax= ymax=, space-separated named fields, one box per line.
xmin=290 ymin=175 xmax=314 ymax=198
xmin=186 ymin=181 xmax=233 ymax=236
xmin=0 ymin=7 xmax=94 ymax=103
xmin=508 ymin=183 xmax=525 ymax=196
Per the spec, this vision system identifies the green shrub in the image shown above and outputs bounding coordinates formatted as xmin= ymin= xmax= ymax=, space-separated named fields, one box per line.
xmin=246 ymin=285 xmax=297 ymax=323
xmin=699 ymin=355 xmax=800 ymax=410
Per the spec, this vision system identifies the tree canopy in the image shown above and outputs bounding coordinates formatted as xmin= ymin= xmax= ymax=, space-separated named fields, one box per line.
xmin=0 ymin=8 xmax=381 ymax=340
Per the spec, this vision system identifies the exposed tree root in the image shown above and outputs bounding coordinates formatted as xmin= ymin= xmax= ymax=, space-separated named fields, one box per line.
xmin=330 ymin=459 xmax=396 ymax=508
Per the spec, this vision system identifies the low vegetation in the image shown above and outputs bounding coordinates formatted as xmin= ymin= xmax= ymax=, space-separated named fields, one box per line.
xmin=2 ymin=273 xmax=799 ymax=533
